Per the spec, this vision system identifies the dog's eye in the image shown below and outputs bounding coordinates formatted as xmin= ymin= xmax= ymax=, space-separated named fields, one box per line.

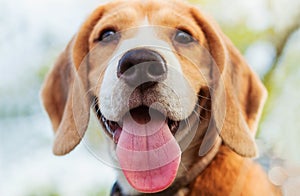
xmin=174 ymin=30 xmax=194 ymax=44
xmin=98 ymin=29 xmax=117 ymax=42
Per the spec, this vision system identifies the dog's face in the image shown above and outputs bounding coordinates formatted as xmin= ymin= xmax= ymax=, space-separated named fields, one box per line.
xmin=41 ymin=0 xmax=267 ymax=194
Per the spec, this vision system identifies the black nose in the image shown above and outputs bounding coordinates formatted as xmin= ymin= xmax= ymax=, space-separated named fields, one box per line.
xmin=117 ymin=48 xmax=167 ymax=87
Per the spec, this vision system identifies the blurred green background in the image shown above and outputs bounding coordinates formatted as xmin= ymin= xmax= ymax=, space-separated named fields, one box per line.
xmin=0 ymin=0 xmax=299 ymax=195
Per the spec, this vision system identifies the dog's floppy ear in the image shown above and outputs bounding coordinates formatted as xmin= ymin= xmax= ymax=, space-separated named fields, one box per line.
xmin=41 ymin=39 xmax=90 ymax=155
xmin=190 ymin=7 xmax=267 ymax=157
xmin=41 ymin=6 xmax=105 ymax=155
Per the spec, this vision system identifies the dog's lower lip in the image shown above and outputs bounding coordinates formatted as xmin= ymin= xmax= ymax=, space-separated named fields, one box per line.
xmin=99 ymin=107 xmax=180 ymax=144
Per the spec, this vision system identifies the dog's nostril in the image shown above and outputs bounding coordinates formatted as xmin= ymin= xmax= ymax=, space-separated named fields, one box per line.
xmin=148 ymin=62 xmax=166 ymax=76
xmin=123 ymin=65 xmax=135 ymax=76
xmin=117 ymin=49 xmax=167 ymax=87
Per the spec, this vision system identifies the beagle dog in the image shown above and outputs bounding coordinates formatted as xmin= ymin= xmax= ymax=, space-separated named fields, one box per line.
xmin=41 ymin=0 xmax=281 ymax=195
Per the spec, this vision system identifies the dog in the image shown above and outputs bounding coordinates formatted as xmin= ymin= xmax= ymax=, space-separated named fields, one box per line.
xmin=41 ymin=0 xmax=281 ymax=195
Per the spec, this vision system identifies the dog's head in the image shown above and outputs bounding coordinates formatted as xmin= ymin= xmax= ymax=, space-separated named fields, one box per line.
xmin=41 ymin=0 xmax=267 ymax=194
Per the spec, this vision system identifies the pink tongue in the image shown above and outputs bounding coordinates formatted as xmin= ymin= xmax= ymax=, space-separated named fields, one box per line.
xmin=116 ymin=110 xmax=181 ymax=193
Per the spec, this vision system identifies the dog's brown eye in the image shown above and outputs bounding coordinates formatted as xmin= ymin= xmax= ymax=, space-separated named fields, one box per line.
xmin=98 ymin=29 xmax=117 ymax=42
xmin=174 ymin=30 xmax=194 ymax=44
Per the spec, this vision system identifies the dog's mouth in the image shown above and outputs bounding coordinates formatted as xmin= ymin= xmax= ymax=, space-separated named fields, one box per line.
xmin=95 ymin=103 xmax=185 ymax=193
xmin=99 ymin=106 xmax=180 ymax=144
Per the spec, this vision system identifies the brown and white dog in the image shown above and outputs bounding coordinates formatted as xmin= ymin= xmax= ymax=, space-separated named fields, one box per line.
xmin=41 ymin=0 xmax=281 ymax=195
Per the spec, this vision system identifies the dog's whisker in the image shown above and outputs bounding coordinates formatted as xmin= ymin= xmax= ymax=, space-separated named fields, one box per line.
xmin=199 ymin=115 xmax=209 ymax=121
xmin=193 ymin=110 xmax=210 ymax=121
xmin=90 ymin=96 xmax=103 ymax=119
xmin=197 ymin=94 xmax=211 ymax=100
xmin=85 ymin=86 xmax=99 ymax=96
xmin=192 ymin=108 xmax=200 ymax=115
xmin=194 ymin=103 xmax=211 ymax=112
xmin=184 ymin=113 xmax=191 ymax=134
xmin=192 ymin=108 xmax=210 ymax=121
xmin=180 ymin=162 xmax=189 ymax=173
xmin=207 ymin=85 xmax=217 ymax=91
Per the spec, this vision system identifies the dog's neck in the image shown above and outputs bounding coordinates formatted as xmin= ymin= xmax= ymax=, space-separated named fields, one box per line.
xmin=111 ymin=136 xmax=222 ymax=196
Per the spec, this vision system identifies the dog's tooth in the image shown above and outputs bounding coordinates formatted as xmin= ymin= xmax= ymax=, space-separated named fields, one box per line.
xmin=113 ymin=128 xmax=122 ymax=144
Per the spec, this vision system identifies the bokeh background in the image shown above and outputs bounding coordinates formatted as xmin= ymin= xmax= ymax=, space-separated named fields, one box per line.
xmin=0 ymin=0 xmax=299 ymax=195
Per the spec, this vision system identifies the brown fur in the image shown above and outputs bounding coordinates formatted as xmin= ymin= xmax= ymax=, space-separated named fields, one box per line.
xmin=189 ymin=146 xmax=281 ymax=196
xmin=41 ymin=0 xmax=281 ymax=195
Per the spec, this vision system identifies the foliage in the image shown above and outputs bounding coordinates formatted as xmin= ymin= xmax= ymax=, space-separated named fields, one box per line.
xmin=222 ymin=24 xmax=274 ymax=53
